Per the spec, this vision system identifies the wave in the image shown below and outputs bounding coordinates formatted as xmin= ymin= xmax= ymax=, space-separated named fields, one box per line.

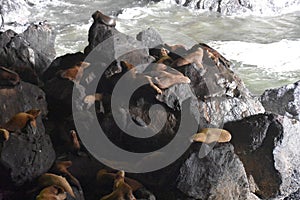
xmin=210 ymin=39 xmax=300 ymax=72
xmin=161 ymin=0 xmax=300 ymax=16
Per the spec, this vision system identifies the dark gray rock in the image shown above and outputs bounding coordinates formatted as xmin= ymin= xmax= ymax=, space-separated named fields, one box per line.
xmin=0 ymin=128 xmax=55 ymax=186
xmin=0 ymin=23 xmax=56 ymax=85
xmin=178 ymin=44 xmax=264 ymax=127
xmin=0 ymin=81 xmax=48 ymax=134
xmin=84 ymin=12 xmax=153 ymax=67
xmin=225 ymin=114 xmax=300 ymax=199
xmin=260 ymin=80 xmax=300 ymax=121
xmin=177 ymin=143 xmax=253 ymax=200
xmin=136 ymin=27 xmax=164 ymax=48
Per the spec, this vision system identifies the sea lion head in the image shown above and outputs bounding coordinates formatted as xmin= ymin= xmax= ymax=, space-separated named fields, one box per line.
xmin=0 ymin=66 xmax=21 ymax=86
xmin=0 ymin=128 xmax=9 ymax=141
xmin=92 ymin=10 xmax=116 ymax=27
xmin=36 ymin=185 xmax=67 ymax=200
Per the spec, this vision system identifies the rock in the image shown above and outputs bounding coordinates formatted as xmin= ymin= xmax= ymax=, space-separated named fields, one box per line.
xmin=135 ymin=187 xmax=156 ymax=200
xmin=42 ymin=52 xmax=86 ymax=82
xmin=21 ymin=23 xmax=56 ymax=62
xmin=260 ymin=80 xmax=300 ymax=121
xmin=0 ymin=23 xmax=56 ymax=85
xmin=136 ymin=27 xmax=164 ymax=49
xmin=0 ymin=81 xmax=55 ymax=186
xmin=0 ymin=128 xmax=55 ymax=186
xmin=177 ymin=143 xmax=254 ymax=200
xmin=84 ymin=11 xmax=153 ymax=67
xmin=176 ymin=44 xmax=264 ymax=127
xmin=224 ymin=114 xmax=300 ymax=199
xmin=0 ymin=81 xmax=48 ymax=133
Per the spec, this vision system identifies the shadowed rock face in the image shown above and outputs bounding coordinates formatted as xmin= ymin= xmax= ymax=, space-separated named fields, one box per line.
xmin=225 ymin=114 xmax=300 ymax=199
xmin=0 ymin=23 xmax=56 ymax=85
xmin=177 ymin=143 xmax=252 ymax=200
xmin=260 ymin=80 xmax=300 ymax=121
xmin=0 ymin=81 xmax=55 ymax=187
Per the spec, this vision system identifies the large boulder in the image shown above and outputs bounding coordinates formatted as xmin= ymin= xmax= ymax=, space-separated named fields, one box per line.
xmin=0 ymin=23 xmax=56 ymax=85
xmin=260 ymin=80 xmax=300 ymax=121
xmin=224 ymin=114 xmax=300 ymax=199
xmin=0 ymin=81 xmax=55 ymax=186
xmin=177 ymin=143 xmax=256 ymax=200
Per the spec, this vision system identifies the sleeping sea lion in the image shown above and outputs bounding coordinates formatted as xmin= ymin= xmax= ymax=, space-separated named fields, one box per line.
xmin=100 ymin=170 xmax=136 ymax=200
xmin=36 ymin=185 xmax=67 ymax=200
xmin=192 ymin=128 xmax=232 ymax=144
xmin=38 ymin=173 xmax=75 ymax=198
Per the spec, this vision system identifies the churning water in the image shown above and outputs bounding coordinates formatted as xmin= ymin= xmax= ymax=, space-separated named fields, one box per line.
xmin=2 ymin=0 xmax=300 ymax=95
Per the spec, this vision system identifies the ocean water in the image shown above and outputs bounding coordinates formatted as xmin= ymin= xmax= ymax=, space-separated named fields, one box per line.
xmin=2 ymin=0 xmax=300 ymax=95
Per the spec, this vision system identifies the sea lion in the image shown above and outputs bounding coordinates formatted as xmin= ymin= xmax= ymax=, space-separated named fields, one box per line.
xmin=36 ymin=185 xmax=67 ymax=200
xmin=120 ymin=61 xmax=190 ymax=94
xmin=38 ymin=173 xmax=75 ymax=198
xmin=1 ymin=109 xmax=41 ymax=133
xmin=192 ymin=128 xmax=232 ymax=144
xmin=58 ymin=61 xmax=90 ymax=83
xmin=0 ymin=128 xmax=9 ymax=141
xmin=100 ymin=170 xmax=136 ymax=200
xmin=26 ymin=109 xmax=42 ymax=118
xmin=52 ymin=161 xmax=80 ymax=188
xmin=199 ymin=43 xmax=231 ymax=67
xmin=97 ymin=169 xmax=143 ymax=192
xmin=156 ymin=48 xmax=173 ymax=65
xmin=0 ymin=66 xmax=20 ymax=86
xmin=69 ymin=130 xmax=81 ymax=154
xmin=92 ymin=10 xmax=116 ymax=27
xmin=171 ymin=46 xmax=204 ymax=68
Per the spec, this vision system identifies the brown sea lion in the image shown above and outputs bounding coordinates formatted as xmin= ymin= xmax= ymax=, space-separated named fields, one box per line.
xmin=100 ymin=170 xmax=136 ymax=200
xmin=52 ymin=161 xmax=80 ymax=188
xmin=120 ymin=61 xmax=190 ymax=94
xmin=171 ymin=46 xmax=204 ymax=68
xmin=38 ymin=173 xmax=75 ymax=198
xmin=156 ymin=48 xmax=173 ymax=65
xmin=96 ymin=169 xmax=143 ymax=192
xmin=36 ymin=185 xmax=67 ymax=200
xmin=192 ymin=128 xmax=232 ymax=144
xmin=199 ymin=43 xmax=231 ymax=67
xmin=0 ymin=66 xmax=20 ymax=86
xmin=1 ymin=109 xmax=41 ymax=133
xmin=69 ymin=130 xmax=81 ymax=154
xmin=58 ymin=61 xmax=90 ymax=83
xmin=0 ymin=128 xmax=9 ymax=141
xmin=92 ymin=10 xmax=116 ymax=27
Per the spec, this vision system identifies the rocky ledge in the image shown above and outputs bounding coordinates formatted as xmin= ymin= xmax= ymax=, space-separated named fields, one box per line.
xmin=0 ymin=10 xmax=299 ymax=200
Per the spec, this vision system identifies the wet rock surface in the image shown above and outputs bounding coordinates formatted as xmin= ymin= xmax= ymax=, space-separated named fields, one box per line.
xmin=225 ymin=114 xmax=300 ymax=199
xmin=177 ymin=143 xmax=252 ymax=200
xmin=0 ymin=23 xmax=56 ymax=85
xmin=260 ymin=80 xmax=300 ymax=121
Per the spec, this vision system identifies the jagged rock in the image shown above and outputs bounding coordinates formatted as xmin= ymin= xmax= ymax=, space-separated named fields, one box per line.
xmin=136 ymin=27 xmax=164 ymax=49
xmin=21 ymin=23 xmax=56 ymax=62
xmin=42 ymin=52 xmax=86 ymax=82
xmin=0 ymin=81 xmax=55 ymax=187
xmin=0 ymin=128 xmax=55 ymax=186
xmin=177 ymin=143 xmax=254 ymax=200
xmin=84 ymin=11 xmax=153 ymax=67
xmin=260 ymin=80 xmax=300 ymax=121
xmin=176 ymin=44 xmax=264 ymax=127
xmin=224 ymin=114 xmax=300 ymax=199
xmin=0 ymin=81 xmax=48 ymax=133
xmin=0 ymin=23 xmax=56 ymax=85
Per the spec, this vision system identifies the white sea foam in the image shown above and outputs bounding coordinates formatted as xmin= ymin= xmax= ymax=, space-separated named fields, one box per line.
xmin=210 ymin=40 xmax=300 ymax=72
